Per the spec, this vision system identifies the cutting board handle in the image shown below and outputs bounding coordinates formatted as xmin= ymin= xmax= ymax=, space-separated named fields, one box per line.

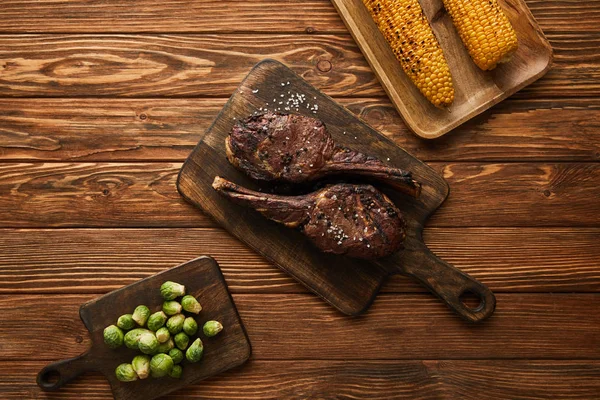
xmin=37 ymin=351 xmax=96 ymax=391
xmin=399 ymin=242 xmax=496 ymax=323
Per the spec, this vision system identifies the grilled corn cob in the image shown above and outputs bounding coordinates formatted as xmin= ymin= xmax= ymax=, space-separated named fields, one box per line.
xmin=363 ymin=0 xmax=454 ymax=107
xmin=443 ymin=0 xmax=518 ymax=70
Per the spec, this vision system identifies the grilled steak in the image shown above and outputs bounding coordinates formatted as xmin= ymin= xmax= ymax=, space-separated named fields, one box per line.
xmin=213 ymin=176 xmax=406 ymax=260
xmin=226 ymin=112 xmax=421 ymax=198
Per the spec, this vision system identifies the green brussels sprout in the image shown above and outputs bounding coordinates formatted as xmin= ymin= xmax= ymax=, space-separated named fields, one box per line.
xmin=132 ymin=305 xmax=151 ymax=326
xmin=155 ymin=327 xmax=171 ymax=343
xmin=183 ymin=317 xmax=198 ymax=336
xmin=162 ymin=301 xmax=182 ymax=316
xmin=203 ymin=320 xmax=223 ymax=337
xmin=185 ymin=338 xmax=204 ymax=363
xmin=147 ymin=311 xmax=168 ymax=331
xmin=150 ymin=353 xmax=174 ymax=378
xmin=174 ymin=332 xmax=190 ymax=350
xmin=131 ymin=355 xmax=151 ymax=379
xmin=166 ymin=314 xmax=185 ymax=334
xmin=138 ymin=332 xmax=159 ymax=355
xmin=181 ymin=295 xmax=202 ymax=314
xmin=124 ymin=328 xmax=153 ymax=349
xmin=169 ymin=364 xmax=183 ymax=379
xmin=115 ymin=363 xmax=138 ymax=382
xmin=116 ymin=314 xmax=136 ymax=331
xmin=103 ymin=325 xmax=124 ymax=349
xmin=160 ymin=281 xmax=186 ymax=300
xmin=155 ymin=338 xmax=175 ymax=354
xmin=168 ymin=348 xmax=184 ymax=364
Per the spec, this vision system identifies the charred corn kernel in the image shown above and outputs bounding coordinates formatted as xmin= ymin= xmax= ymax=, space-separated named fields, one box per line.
xmin=363 ymin=0 xmax=454 ymax=107
xmin=443 ymin=0 xmax=518 ymax=70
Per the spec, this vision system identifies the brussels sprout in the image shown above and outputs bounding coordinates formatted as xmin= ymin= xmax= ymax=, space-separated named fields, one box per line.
xmin=103 ymin=325 xmax=124 ymax=349
xmin=132 ymin=305 xmax=151 ymax=326
xmin=155 ymin=327 xmax=171 ymax=343
xmin=183 ymin=317 xmax=198 ymax=336
xmin=150 ymin=353 xmax=174 ymax=378
xmin=124 ymin=328 xmax=153 ymax=349
xmin=168 ymin=348 xmax=184 ymax=364
xmin=203 ymin=320 xmax=223 ymax=337
xmin=166 ymin=314 xmax=185 ymax=334
xmin=160 ymin=281 xmax=186 ymax=300
xmin=169 ymin=364 xmax=183 ymax=379
xmin=147 ymin=311 xmax=168 ymax=331
xmin=115 ymin=363 xmax=138 ymax=382
xmin=185 ymin=338 xmax=204 ymax=363
xmin=116 ymin=314 xmax=136 ymax=331
xmin=155 ymin=338 xmax=175 ymax=354
xmin=181 ymin=295 xmax=202 ymax=314
xmin=132 ymin=355 xmax=151 ymax=379
xmin=138 ymin=332 xmax=159 ymax=355
xmin=174 ymin=332 xmax=190 ymax=350
xmin=162 ymin=301 xmax=182 ymax=316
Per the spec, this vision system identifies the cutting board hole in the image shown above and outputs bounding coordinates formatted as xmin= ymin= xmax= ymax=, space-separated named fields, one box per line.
xmin=39 ymin=369 xmax=61 ymax=388
xmin=459 ymin=290 xmax=484 ymax=312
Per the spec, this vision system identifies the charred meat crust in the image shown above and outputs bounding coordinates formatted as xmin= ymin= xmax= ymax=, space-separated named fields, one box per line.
xmin=226 ymin=112 xmax=421 ymax=198
xmin=213 ymin=176 xmax=406 ymax=260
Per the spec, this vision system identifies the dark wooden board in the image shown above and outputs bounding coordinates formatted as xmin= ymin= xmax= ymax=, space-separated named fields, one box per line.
xmin=177 ymin=59 xmax=495 ymax=322
xmin=36 ymin=256 xmax=251 ymax=399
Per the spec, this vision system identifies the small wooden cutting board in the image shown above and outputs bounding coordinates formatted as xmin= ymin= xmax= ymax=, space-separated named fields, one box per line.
xmin=177 ymin=60 xmax=496 ymax=322
xmin=37 ymin=256 xmax=251 ymax=399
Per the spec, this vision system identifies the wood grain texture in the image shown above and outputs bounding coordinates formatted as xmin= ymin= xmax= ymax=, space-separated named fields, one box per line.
xmin=0 ymin=162 xmax=203 ymax=228
xmin=3 ymin=360 xmax=600 ymax=399
xmin=0 ymin=0 xmax=597 ymax=33
xmin=36 ymin=257 xmax=250 ymax=399
xmin=2 ymin=98 xmax=599 ymax=162
xmin=1 ymin=294 xmax=598 ymax=360
xmin=0 ymin=34 xmax=597 ymax=98
xmin=0 ymin=227 xmax=598 ymax=294
xmin=331 ymin=0 xmax=552 ymax=138
xmin=1 ymin=162 xmax=598 ymax=227
xmin=0 ymin=0 xmax=597 ymax=397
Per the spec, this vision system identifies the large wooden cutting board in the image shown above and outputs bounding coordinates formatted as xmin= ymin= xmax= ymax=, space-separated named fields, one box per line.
xmin=177 ymin=60 xmax=495 ymax=322
xmin=37 ymin=256 xmax=251 ymax=399
xmin=330 ymin=0 xmax=553 ymax=138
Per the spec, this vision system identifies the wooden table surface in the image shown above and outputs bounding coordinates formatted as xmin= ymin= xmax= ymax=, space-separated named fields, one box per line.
xmin=0 ymin=1 xmax=599 ymax=398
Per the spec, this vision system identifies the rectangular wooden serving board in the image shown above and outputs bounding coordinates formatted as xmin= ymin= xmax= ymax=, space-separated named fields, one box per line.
xmin=330 ymin=0 xmax=553 ymax=138
xmin=177 ymin=60 xmax=496 ymax=323
xmin=37 ymin=256 xmax=251 ymax=400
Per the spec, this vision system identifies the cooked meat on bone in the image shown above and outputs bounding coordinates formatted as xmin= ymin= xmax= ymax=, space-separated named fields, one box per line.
xmin=226 ymin=112 xmax=421 ymax=198
xmin=212 ymin=176 xmax=406 ymax=260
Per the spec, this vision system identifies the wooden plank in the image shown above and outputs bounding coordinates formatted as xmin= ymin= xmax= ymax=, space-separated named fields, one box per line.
xmin=1 ymin=98 xmax=598 ymax=162
xmin=1 ymin=294 xmax=598 ymax=360
xmin=0 ymin=34 xmax=597 ymax=98
xmin=0 ymin=1 xmax=344 ymax=34
xmin=1 ymin=228 xmax=598 ymax=294
xmin=1 ymin=360 xmax=599 ymax=399
xmin=1 ymin=162 xmax=599 ymax=228
xmin=0 ymin=34 xmax=378 ymax=98
xmin=0 ymin=0 xmax=597 ymax=33
xmin=0 ymin=162 xmax=207 ymax=228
